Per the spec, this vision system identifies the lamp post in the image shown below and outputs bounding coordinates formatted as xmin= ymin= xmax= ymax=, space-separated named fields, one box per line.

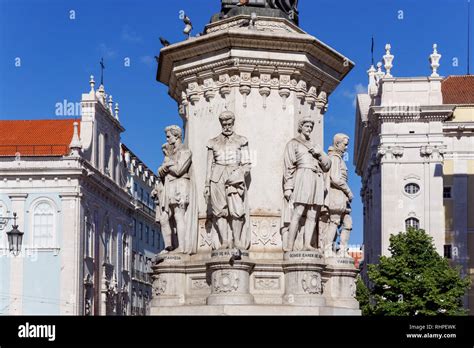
xmin=2 ymin=212 xmax=23 ymax=256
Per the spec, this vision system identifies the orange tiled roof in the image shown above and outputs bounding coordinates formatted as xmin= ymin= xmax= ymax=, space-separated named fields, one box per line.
xmin=0 ymin=119 xmax=79 ymax=156
xmin=442 ymin=75 xmax=474 ymax=104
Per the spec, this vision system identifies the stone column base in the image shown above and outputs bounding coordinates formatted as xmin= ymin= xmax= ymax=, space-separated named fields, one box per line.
xmin=323 ymin=257 xmax=359 ymax=309
xmin=151 ymin=253 xmax=190 ymax=307
xmin=206 ymin=249 xmax=255 ymax=306
xmin=282 ymin=251 xmax=326 ymax=307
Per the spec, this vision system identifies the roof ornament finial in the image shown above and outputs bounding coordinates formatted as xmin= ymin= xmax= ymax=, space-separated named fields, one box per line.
xmin=97 ymin=84 xmax=106 ymax=104
xmin=375 ymin=61 xmax=385 ymax=82
xmin=108 ymin=95 xmax=114 ymax=114
xmin=383 ymin=43 xmax=394 ymax=78
xmin=69 ymin=121 xmax=82 ymax=157
xmin=429 ymin=43 xmax=442 ymax=77
xmin=183 ymin=13 xmax=193 ymax=39
xmin=367 ymin=64 xmax=377 ymax=97
xmin=89 ymin=75 xmax=95 ymax=93
xmin=114 ymin=103 xmax=120 ymax=120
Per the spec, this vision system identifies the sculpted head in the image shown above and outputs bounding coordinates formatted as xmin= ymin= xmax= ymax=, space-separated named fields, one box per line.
xmin=219 ymin=111 xmax=235 ymax=136
xmin=297 ymin=117 xmax=315 ymax=140
xmin=165 ymin=125 xmax=183 ymax=146
xmin=333 ymin=133 xmax=349 ymax=153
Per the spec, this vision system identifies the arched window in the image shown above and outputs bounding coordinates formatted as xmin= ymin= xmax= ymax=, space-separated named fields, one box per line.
xmin=405 ymin=217 xmax=420 ymax=230
xmin=32 ymin=202 xmax=55 ymax=248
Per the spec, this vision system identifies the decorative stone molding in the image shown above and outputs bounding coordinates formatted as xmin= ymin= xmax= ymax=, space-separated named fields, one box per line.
xmin=420 ymin=145 xmax=446 ymax=161
xmin=191 ymin=278 xmax=209 ymax=290
xmin=305 ymin=86 xmax=318 ymax=107
xmin=154 ymin=275 xmax=168 ymax=296
xmin=254 ymin=276 xmax=281 ymax=290
xmin=315 ymin=91 xmax=328 ymax=113
xmin=213 ymin=271 xmax=240 ymax=293
xmin=259 ymin=86 xmax=271 ymax=109
xmin=176 ymin=64 xmax=332 ymax=119
xmin=302 ymin=272 xmax=322 ymax=295
xmin=204 ymin=15 xmax=304 ymax=35
xmin=251 ymin=218 xmax=280 ymax=247
xmin=239 ymin=85 xmax=251 ymax=108
xmin=377 ymin=145 xmax=404 ymax=160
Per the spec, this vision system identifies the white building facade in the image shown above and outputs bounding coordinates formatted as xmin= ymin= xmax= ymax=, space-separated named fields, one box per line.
xmin=354 ymin=45 xmax=474 ymax=313
xmin=0 ymin=78 xmax=161 ymax=315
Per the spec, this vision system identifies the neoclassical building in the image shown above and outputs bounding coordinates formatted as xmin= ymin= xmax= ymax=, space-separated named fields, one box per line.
xmin=0 ymin=77 xmax=161 ymax=315
xmin=354 ymin=45 xmax=474 ymax=313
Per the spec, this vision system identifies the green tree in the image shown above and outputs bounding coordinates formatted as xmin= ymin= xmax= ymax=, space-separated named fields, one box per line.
xmin=357 ymin=228 xmax=471 ymax=316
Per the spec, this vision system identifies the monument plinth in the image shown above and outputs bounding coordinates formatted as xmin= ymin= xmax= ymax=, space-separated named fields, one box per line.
xmin=151 ymin=0 xmax=360 ymax=315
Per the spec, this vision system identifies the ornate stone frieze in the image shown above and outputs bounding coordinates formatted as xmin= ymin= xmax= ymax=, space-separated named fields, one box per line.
xmin=251 ymin=218 xmax=280 ymax=247
xmin=302 ymin=272 xmax=322 ymax=295
xmin=213 ymin=271 xmax=240 ymax=293
xmin=154 ymin=276 xmax=168 ymax=296
xmin=191 ymin=278 xmax=209 ymax=290
xmin=254 ymin=276 xmax=281 ymax=290
xmin=377 ymin=145 xmax=404 ymax=160
xmin=420 ymin=145 xmax=445 ymax=161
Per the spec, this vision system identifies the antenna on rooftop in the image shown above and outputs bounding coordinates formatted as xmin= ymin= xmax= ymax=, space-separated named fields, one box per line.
xmin=468 ymin=0 xmax=472 ymax=74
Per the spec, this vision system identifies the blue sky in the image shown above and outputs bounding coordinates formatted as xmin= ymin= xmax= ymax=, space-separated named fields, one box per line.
xmin=0 ymin=0 xmax=471 ymax=245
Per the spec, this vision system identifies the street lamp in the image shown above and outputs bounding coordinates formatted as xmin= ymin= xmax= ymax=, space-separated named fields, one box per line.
xmin=3 ymin=213 xmax=23 ymax=256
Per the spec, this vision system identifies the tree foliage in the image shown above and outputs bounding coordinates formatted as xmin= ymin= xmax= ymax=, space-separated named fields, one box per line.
xmin=357 ymin=228 xmax=471 ymax=316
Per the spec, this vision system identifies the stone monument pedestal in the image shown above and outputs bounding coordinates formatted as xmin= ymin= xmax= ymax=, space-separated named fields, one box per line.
xmin=151 ymin=3 xmax=360 ymax=316
xmin=206 ymin=249 xmax=255 ymax=305
xmin=150 ymin=252 xmax=361 ymax=316
xmin=151 ymin=253 xmax=189 ymax=307
xmin=282 ymin=251 xmax=325 ymax=306
xmin=323 ymin=257 xmax=360 ymax=309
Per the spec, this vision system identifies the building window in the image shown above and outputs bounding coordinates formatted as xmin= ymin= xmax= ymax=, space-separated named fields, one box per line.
xmin=132 ymin=252 xmax=136 ymax=277
xmin=140 ymin=188 xmax=144 ymax=202
xmin=145 ymin=225 xmax=149 ymax=244
xmin=146 ymin=193 xmax=150 ymax=207
xmin=152 ymin=230 xmax=155 ymax=247
xmin=131 ymin=288 xmax=137 ymax=316
xmin=32 ymin=202 xmax=55 ymax=248
xmin=444 ymin=244 xmax=452 ymax=259
xmin=132 ymin=218 xmax=137 ymax=237
xmin=134 ymin=183 xmax=138 ymax=199
xmin=0 ymin=201 xmax=7 ymax=247
xmin=404 ymin=183 xmax=420 ymax=195
xmin=443 ymin=187 xmax=452 ymax=199
xmin=85 ymin=214 xmax=94 ymax=258
xmin=122 ymin=234 xmax=129 ymax=271
xmin=104 ymin=219 xmax=111 ymax=263
xmin=139 ymin=222 xmax=143 ymax=240
xmin=405 ymin=217 xmax=420 ymax=230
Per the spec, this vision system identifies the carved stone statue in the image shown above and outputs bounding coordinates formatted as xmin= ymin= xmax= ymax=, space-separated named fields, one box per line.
xmin=217 ymin=0 xmax=299 ymax=24
xmin=323 ymin=133 xmax=353 ymax=257
xmin=204 ymin=111 xmax=251 ymax=250
xmin=281 ymin=117 xmax=331 ymax=252
xmin=268 ymin=0 xmax=298 ymax=15
xmin=152 ymin=125 xmax=198 ymax=255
